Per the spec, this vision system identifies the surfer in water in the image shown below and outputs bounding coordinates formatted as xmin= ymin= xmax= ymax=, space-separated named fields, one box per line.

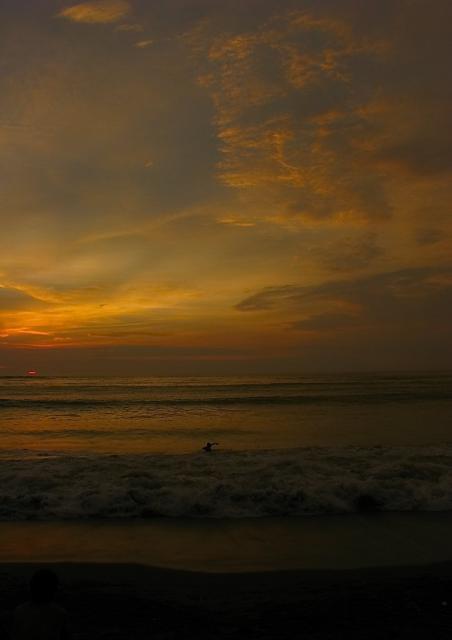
xmin=202 ymin=442 xmax=218 ymax=452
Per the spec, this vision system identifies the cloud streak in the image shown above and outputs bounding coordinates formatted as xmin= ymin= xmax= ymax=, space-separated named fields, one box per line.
xmin=236 ymin=267 xmax=452 ymax=312
xmin=236 ymin=266 xmax=452 ymax=349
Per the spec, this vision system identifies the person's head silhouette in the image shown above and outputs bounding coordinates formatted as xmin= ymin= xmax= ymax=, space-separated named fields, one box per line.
xmin=29 ymin=569 xmax=59 ymax=604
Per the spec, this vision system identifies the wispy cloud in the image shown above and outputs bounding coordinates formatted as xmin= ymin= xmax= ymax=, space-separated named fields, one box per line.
xmin=58 ymin=0 xmax=130 ymax=24
xmin=115 ymin=22 xmax=143 ymax=32
xmin=186 ymin=9 xmax=391 ymax=226
xmin=135 ymin=39 xmax=153 ymax=49
xmin=217 ymin=217 xmax=256 ymax=228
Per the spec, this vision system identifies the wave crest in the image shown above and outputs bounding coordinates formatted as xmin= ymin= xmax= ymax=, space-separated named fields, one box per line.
xmin=1 ymin=446 xmax=452 ymax=520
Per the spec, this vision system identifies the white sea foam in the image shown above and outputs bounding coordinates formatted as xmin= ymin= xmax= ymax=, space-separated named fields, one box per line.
xmin=1 ymin=446 xmax=452 ymax=520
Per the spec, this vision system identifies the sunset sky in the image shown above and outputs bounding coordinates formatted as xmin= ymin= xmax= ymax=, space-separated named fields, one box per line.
xmin=1 ymin=0 xmax=451 ymax=375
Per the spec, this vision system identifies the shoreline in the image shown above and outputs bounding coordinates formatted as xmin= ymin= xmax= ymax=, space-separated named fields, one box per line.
xmin=2 ymin=512 xmax=452 ymax=572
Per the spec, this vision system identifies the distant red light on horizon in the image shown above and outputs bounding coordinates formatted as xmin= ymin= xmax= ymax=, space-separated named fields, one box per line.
xmin=26 ymin=370 xmax=38 ymax=376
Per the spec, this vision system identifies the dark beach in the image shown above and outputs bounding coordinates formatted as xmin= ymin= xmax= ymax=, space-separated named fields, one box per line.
xmin=1 ymin=561 xmax=452 ymax=639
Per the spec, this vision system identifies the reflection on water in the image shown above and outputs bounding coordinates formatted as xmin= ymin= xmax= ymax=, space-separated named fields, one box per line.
xmin=0 ymin=373 xmax=452 ymax=455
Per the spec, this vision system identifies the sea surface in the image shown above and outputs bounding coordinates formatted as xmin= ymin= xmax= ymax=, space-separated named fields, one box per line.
xmin=1 ymin=373 xmax=452 ymax=520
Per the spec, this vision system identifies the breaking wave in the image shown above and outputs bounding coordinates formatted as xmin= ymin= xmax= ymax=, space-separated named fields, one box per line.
xmin=1 ymin=446 xmax=452 ymax=520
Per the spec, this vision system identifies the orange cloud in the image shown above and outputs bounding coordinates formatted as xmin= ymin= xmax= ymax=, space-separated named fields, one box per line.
xmin=58 ymin=0 xmax=130 ymax=24
xmin=186 ymin=9 xmax=390 ymax=226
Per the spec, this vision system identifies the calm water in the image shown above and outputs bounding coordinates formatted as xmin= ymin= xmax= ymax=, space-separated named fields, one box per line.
xmin=0 ymin=373 xmax=452 ymax=519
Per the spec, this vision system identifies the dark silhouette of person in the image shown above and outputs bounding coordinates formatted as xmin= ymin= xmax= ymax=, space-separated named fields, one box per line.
xmin=11 ymin=569 xmax=72 ymax=639
xmin=202 ymin=442 xmax=218 ymax=452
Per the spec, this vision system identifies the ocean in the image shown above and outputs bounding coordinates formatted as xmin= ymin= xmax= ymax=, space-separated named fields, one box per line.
xmin=1 ymin=372 xmax=452 ymax=521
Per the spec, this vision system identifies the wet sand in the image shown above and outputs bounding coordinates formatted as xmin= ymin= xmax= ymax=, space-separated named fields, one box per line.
xmin=2 ymin=513 xmax=452 ymax=571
